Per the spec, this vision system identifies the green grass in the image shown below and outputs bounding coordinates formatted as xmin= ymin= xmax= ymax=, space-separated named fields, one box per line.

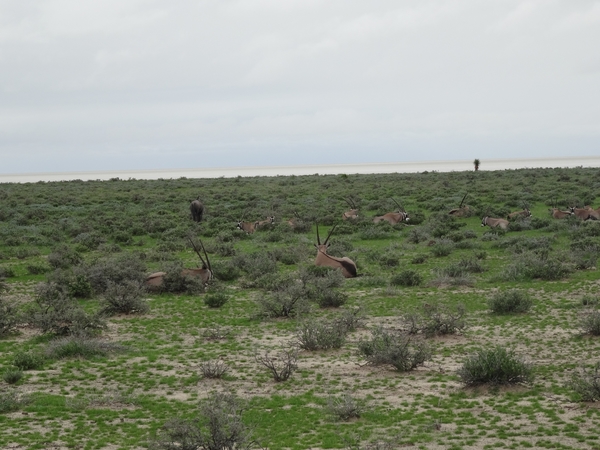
xmin=1 ymin=167 xmax=600 ymax=448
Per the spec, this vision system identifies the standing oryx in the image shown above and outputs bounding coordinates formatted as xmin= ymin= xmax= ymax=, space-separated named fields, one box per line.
xmin=449 ymin=193 xmax=470 ymax=217
xmin=146 ymin=237 xmax=213 ymax=289
xmin=190 ymin=197 xmax=204 ymax=222
xmin=314 ymin=224 xmax=357 ymax=278
xmin=569 ymin=206 xmax=592 ymax=221
xmin=481 ymin=216 xmax=509 ymax=230
xmin=373 ymin=199 xmax=410 ymax=225
xmin=342 ymin=197 xmax=359 ymax=221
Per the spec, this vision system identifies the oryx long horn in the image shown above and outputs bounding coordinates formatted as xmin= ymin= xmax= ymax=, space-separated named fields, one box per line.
xmin=391 ymin=198 xmax=403 ymax=211
xmin=459 ymin=193 xmax=468 ymax=208
xmin=316 ymin=222 xmax=321 ymax=245
xmin=188 ymin=237 xmax=209 ymax=269
xmin=324 ymin=224 xmax=337 ymax=245
xmin=344 ymin=197 xmax=354 ymax=208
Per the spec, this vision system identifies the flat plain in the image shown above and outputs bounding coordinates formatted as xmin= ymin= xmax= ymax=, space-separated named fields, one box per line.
xmin=1 ymin=166 xmax=600 ymax=449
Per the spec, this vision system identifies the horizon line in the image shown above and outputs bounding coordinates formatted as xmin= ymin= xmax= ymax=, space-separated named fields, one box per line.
xmin=2 ymin=155 xmax=600 ymax=183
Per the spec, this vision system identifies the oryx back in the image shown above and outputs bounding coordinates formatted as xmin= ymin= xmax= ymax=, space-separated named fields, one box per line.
xmin=314 ymin=224 xmax=357 ymax=278
xmin=373 ymin=212 xmax=409 ymax=225
xmin=481 ymin=216 xmax=509 ymax=230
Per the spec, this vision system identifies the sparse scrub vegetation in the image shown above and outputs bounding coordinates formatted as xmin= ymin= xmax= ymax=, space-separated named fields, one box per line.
xmin=1 ymin=168 xmax=600 ymax=448
xmin=457 ymin=346 xmax=533 ymax=386
xmin=488 ymin=290 xmax=533 ymax=314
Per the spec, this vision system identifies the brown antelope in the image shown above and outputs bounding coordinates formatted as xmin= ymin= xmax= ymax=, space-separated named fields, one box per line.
xmin=286 ymin=211 xmax=302 ymax=229
xmin=507 ymin=208 xmax=532 ymax=220
xmin=373 ymin=198 xmax=410 ymax=225
xmin=342 ymin=197 xmax=359 ymax=221
xmin=585 ymin=206 xmax=600 ymax=220
xmin=146 ymin=237 xmax=213 ymax=289
xmin=190 ymin=197 xmax=204 ymax=222
xmin=314 ymin=224 xmax=357 ymax=278
xmin=236 ymin=220 xmax=257 ymax=234
xmin=481 ymin=216 xmax=509 ymax=230
xmin=569 ymin=206 xmax=592 ymax=221
xmin=255 ymin=216 xmax=275 ymax=229
xmin=549 ymin=208 xmax=573 ymax=219
xmin=449 ymin=193 xmax=470 ymax=217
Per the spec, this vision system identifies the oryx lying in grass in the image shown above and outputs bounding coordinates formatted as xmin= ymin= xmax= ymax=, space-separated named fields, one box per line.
xmin=449 ymin=193 xmax=470 ymax=217
xmin=342 ymin=197 xmax=359 ymax=221
xmin=569 ymin=206 xmax=592 ymax=221
xmin=481 ymin=216 xmax=509 ymax=230
xmin=549 ymin=208 xmax=573 ymax=219
xmin=586 ymin=206 xmax=600 ymax=220
xmin=254 ymin=216 xmax=275 ymax=229
xmin=190 ymin=197 xmax=204 ymax=222
xmin=314 ymin=224 xmax=357 ymax=278
xmin=373 ymin=198 xmax=410 ymax=225
xmin=507 ymin=209 xmax=531 ymax=220
xmin=146 ymin=237 xmax=213 ymax=289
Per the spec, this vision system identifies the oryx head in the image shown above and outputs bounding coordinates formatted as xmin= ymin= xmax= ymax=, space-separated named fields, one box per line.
xmin=187 ymin=236 xmax=213 ymax=284
xmin=481 ymin=216 xmax=488 ymax=227
xmin=315 ymin=223 xmax=337 ymax=252
xmin=392 ymin=198 xmax=410 ymax=222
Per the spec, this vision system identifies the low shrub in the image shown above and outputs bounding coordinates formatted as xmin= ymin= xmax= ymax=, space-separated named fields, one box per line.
xmin=204 ymin=291 xmax=229 ymax=308
xmin=296 ymin=320 xmax=348 ymax=350
xmin=13 ymin=351 xmax=45 ymax=370
xmin=85 ymin=253 xmax=147 ymax=294
xmin=334 ymin=307 xmax=367 ymax=332
xmin=210 ymin=259 xmax=241 ymax=281
xmin=411 ymin=254 xmax=428 ymax=264
xmin=357 ymin=327 xmax=431 ymax=371
xmin=100 ymin=281 xmax=149 ymax=315
xmin=499 ymin=252 xmax=573 ymax=281
xmin=48 ymin=244 xmax=83 ymax=269
xmin=0 ymin=266 xmax=16 ymax=278
xmin=256 ymin=280 xmax=311 ymax=318
xmin=27 ymin=282 xmax=106 ymax=336
xmin=0 ymin=296 xmax=20 ymax=336
xmin=457 ymin=346 xmax=533 ymax=386
xmin=45 ymin=335 xmax=127 ymax=360
xmin=488 ymin=290 xmax=533 ymax=314
xmin=405 ymin=302 xmax=467 ymax=337
xmin=199 ymin=360 xmax=229 ymax=379
xmin=0 ymin=390 xmax=30 ymax=414
xmin=2 ymin=368 xmax=23 ymax=384
xmin=569 ymin=363 xmax=600 ymax=402
xmin=149 ymin=392 xmax=255 ymax=450
xmin=26 ymin=262 xmax=51 ymax=275
xmin=580 ymin=308 xmax=600 ymax=336
xmin=159 ymin=261 xmax=206 ymax=294
xmin=390 ymin=269 xmax=423 ymax=287
xmin=430 ymin=239 xmax=454 ymax=257
xmin=325 ymin=393 xmax=364 ymax=421
xmin=255 ymin=346 xmax=298 ymax=382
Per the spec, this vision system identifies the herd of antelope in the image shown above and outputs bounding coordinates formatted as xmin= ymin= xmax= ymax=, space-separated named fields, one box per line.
xmin=145 ymin=194 xmax=600 ymax=288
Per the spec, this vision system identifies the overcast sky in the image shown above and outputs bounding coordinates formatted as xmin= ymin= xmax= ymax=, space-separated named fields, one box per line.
xmin=0 ymin=0 xmax=599 ymax=174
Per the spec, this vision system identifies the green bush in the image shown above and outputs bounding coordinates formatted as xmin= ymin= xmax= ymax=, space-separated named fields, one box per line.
xmin=390 ymin=270 xmax=423 ymax=287
xmin=149 ymin=392 xmax=254 ymax=450
xmin=0 ymin=266 xmax=16 ymax=278
xmin=26 ymin=262 xmax=51 ymax=275
xmin=0 ymin=296 xmax=20 ymax=336
xmin=569 ymin=363 xmax=600 ymax=402
xmin=2 ymin=368 xmax=23 ymax=384
xmin=210 ymin=259 xmax=241 ymax=281
xmin=488 ymin=290 xmax=533 ymax=314
xmin=13 ymin=351 xmax=46 ymax=370
xmin=100 ymin=281 xmax=149 ymax=315
xmin=0 ymin=390 xmax=30 ymax=413
xmin=47 ymin=245 xmax=83 ymax=269
xmin=325 ymin=393 xmax=364 ymax=421
xmin=405 ymin=302 xmax=467 ymax=337
xmin=204 ymin=291 xmax=229 ymax=308
xmin=85 ymin=253 xmax=147 ymax=294
xmin=296 ymin=320 xmax=348 ymax=350
xmin=430 ymin=239 xmax=454 ymax=257
xmin=45 ymin=335 xmax=127 ymax=360
xmin=357 ymin=327 xmax=431 ymax=371
xmin=457 ymin=346 xmax=533 ymax=386
xmin=580 ymin=309 xmax=600 ymax=336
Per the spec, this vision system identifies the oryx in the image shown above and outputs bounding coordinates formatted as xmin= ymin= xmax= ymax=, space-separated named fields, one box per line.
xmin=569 ymin=206 xmax=592 ymax=221
xmin=449 ymin=193 xmax=470 ymax=217
xmin=314 ymin=224 xmax=357 ymax=278
xmin=342 ymin=197 xmax=359 ymax=221
xmin=190 ymin=197 xmax=204 ymax=222
xmin=286 ymin=211 xmax=302 ymax=229
xmin=481 ymin=216 xmax=509 ymax=230
xmin=549 ymin=208 xmax=573 ymax=219
xmin=585 ymin=206 xmax=600 ymax=220
xmin=236 ymin=220 xmax=257 ymax=234
xmin=507 ymin=208 xmax=532 ymax=220
xmin=146 ymin=237 xmax=213 ymax=289
xmin=373 ymin=198 xmax=410 ymax=225
xmin=255 ymin=216 xmax=275 ymax=229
